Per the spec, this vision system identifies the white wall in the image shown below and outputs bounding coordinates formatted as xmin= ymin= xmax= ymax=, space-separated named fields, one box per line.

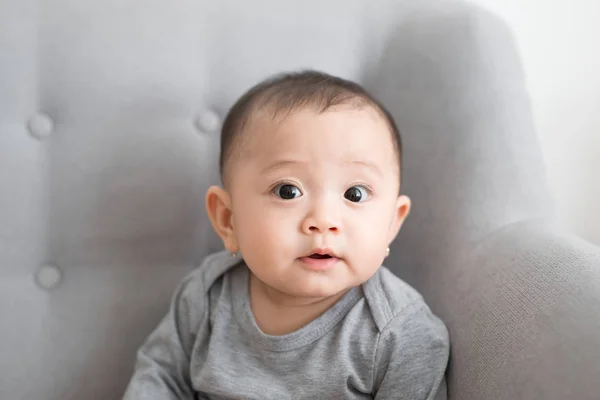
xmin=475 ymin=0 xmax=600 ymax=244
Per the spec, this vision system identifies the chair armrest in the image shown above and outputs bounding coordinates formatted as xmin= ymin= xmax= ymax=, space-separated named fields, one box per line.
xmin=450 ymin=221 xmax=600 ymax=400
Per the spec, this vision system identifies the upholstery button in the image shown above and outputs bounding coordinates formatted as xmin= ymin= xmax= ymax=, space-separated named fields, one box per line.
xmin=195 ymin=110 xmax=221 ymax=133
xmin=27 ymin=113 xmax=54 ymax=139
xmin=35 ymin=264 xmax=62 ymax=290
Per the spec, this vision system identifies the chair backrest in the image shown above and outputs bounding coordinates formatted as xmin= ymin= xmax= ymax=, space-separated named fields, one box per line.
xmin=0 ymin=0 xmax=551 ymax=398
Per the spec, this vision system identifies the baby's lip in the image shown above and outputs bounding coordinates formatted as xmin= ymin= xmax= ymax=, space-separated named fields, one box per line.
xmin=304 ymin=248 xmax=339 ymax=259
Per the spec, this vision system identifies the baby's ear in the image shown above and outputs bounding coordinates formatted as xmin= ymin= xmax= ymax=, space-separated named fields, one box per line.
xmin=205 ymin=186 xmax=239 ymax=253
xmin=388 ymin=194 xmax=411 ymax=244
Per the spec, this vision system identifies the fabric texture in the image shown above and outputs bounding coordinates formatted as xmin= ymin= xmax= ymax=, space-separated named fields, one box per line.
xmin=2 ymin=0 xmax=600 ymax=399
xmin=122 ymin=251 xmax=449 ymax=399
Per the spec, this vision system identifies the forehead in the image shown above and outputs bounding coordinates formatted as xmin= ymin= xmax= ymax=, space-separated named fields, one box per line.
xmin=242 ymin=106 xmax=397 ymax=167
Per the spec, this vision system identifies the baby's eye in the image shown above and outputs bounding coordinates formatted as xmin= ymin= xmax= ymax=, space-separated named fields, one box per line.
xmin=344 ymin=185 xmax=370 ymax=203
xmin=273 ymin=184 xmax=302 ymax=200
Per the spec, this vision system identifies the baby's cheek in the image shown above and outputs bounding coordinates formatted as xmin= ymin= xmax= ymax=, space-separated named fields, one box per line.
xmin=238 ymin=207 xmax=292 ymax=246
xmin=351 ymin=214 xmax=390 ymax=256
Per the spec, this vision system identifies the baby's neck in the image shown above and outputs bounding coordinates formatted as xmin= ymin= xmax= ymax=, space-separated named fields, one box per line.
xmin=248 ymin=272 xmax=349 ymax=336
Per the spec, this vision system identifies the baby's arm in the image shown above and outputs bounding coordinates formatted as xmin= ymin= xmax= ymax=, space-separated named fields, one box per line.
xmin=373 ymin=301 xmax=450 ymax=400
xmin=122 ymin=274 xmax=206 ymax=400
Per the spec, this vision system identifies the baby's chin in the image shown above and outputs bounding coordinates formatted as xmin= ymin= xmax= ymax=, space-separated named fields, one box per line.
xmin=247 ymin=259 xmax=369 ymax=299
xmin=274 ymin=279 xmax=357 ymax=301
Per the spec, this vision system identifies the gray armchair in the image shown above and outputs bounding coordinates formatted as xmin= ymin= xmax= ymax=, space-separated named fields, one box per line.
xmin=2 ymin=0 xmax=599 ymax=399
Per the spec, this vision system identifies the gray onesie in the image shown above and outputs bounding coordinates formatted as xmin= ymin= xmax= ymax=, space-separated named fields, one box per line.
xmin=123 ymin=251 xmax=449 ymax=399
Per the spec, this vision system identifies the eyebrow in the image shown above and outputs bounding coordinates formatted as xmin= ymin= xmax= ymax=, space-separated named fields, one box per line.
xmin=260 ymin=160 xmax=308 ymax=174
xmin=260 ymin=159 xmax=383 ymax=177
xmin=349 ymin=160 xmax=383 ymax=178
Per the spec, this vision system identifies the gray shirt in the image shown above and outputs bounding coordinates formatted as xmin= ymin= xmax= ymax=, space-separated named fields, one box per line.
xmin=123 ymin=251 xmax=449 ymax=399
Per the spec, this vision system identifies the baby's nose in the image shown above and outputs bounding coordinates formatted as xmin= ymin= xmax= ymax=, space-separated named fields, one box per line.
xmin=301 ymin=206 xmax=340 ymax=235
xmin=307 ymin=223 xmax=338 ymax=233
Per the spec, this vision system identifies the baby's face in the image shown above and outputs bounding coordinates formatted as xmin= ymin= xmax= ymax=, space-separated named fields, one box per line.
xmin=227 ymin=107 xmax=409 ymax=299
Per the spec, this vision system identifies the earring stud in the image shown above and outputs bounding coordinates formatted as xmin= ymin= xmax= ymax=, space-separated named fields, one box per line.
xmin=385 ymin=247 xmax=390 ymax=257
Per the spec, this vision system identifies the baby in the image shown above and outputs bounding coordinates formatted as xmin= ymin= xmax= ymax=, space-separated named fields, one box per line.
xmin=123 ymin=71 xmax=449 ymax=399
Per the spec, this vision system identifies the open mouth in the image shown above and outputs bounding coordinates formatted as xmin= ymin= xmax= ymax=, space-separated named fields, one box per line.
xmin=301 ymin=251 xmax=339 ymax=269
xmin=309 ymin=253 xmax=333 ymax=259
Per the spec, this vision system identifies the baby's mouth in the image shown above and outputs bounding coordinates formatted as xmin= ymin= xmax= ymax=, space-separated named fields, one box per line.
xmin=300 ymin=250 xmax=340 ymax=269
xmin=309 ymin=253 xmax=333 ymax=259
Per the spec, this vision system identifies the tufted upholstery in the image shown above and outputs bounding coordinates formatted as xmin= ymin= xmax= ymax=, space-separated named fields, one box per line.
xmin=2 ymin=0 xmax=600 ymax=399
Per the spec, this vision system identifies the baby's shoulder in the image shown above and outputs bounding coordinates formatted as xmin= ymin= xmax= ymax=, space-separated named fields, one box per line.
xmin=362 ymin=266 xmax=437 ymax=333
xmin=362 ymin=269 xmax=449 ymax=397
xmin=175 ymin=250 xmax=243 ymax=307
